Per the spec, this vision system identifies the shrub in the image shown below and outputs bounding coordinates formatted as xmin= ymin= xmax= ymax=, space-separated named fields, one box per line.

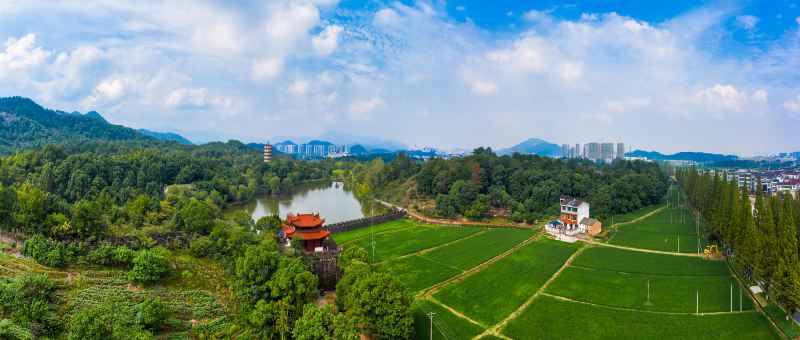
xmin=137 ymin=298 xmax=169 ymax=331
xmin=188 ymin=237 xmax=213 ymax=258
xmin=128 ymin=247 xmax=172 ymax=285
xmin=21 ymin=234 xmax=70 ymax=268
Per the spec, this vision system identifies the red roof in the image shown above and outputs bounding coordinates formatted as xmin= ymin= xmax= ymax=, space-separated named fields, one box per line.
xmin=297 ymin=230 xmax=330 ymax=240
xmin=560 ymin=197 xmax=586 ymax=208
xmin=286 ymin=213 xmax=325 ymax=228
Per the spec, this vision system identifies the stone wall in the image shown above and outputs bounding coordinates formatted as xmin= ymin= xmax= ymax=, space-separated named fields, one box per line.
xmin=325 ymin=210 xmax=406 ymax=234
xmin=307 ymin=249 xmax=342 ymax=290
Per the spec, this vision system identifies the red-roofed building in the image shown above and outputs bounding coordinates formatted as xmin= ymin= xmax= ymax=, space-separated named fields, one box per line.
xmin=282 ymin=213 xmax=331 ymax=252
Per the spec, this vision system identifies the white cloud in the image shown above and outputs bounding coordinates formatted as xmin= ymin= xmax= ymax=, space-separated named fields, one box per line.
xmin=523 ymin=10 xmax=554 ymax=26
xmin=783 ymin=95 xmax=800 ymax=117
xmin=602 ymin=97 xmax=652 ymax=113
xmin=348 ymin=95 xmax=386 ymax=120
xmin=165 ymin=88 xmax=209 ymax=108
xmin=560 ymin=61 xmax=584 ymax=81
xmin=251 ymin=57 xmax=284 ymax=80
xmin=374 ymin=8 xmax=401 ymax=26
xmin=289 ymin=79 xmax=310 ymax=95
xmin=0 ymin=33 xmax=51 ymax=72
xmin=311 ymin=25 xmax=343 ymax=56
xmin=469 ymin=79 xmax=497 ymax=95
xmin=735 ymin=15 xmax=759 ymax=29
xmin=82 ymin=78 xmax=126 ymax=107
xmin=697 ymin=84 xmax=747 ymax=116
xmin=752 ymin=89 xmax=768 ymax=102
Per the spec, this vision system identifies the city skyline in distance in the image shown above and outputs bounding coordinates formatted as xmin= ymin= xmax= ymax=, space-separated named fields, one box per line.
xmin=1 ymin=1 xmax=799 ymax=154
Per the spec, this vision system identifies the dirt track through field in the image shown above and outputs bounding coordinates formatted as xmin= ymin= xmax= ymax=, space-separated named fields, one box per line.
xmin=580 ymin=237 xmax=704 ymax=257
xmin=417 ymin=233 xmax=540 ymax=299
xmin=473 ymin=246 xmax=587 ymax=339
xmin=605 ymin=205 xmax=667 ymax=243
xmin=387 ymin=228 xmax=490 ymax=263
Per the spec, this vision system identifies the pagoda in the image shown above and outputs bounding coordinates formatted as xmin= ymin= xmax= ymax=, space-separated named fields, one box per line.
xmin=281 ymin=213 xmax=331 ymax=252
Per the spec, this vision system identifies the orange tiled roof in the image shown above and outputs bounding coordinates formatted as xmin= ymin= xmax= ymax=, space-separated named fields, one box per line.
xmin=286 ymin=213 xmax=325 ymax=228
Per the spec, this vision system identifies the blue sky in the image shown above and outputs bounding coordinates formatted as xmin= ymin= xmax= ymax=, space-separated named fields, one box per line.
xmin=0 ymin=0 xmax=799 ymax=154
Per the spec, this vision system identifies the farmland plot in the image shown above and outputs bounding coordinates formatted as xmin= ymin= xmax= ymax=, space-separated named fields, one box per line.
xmin=433 ymin=238 xmax=579 ymax=326
xmin=500 ymin=295 xmax=779 ymax=339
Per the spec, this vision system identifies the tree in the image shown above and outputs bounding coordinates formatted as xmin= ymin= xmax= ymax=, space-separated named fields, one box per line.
xmin=0 ymin=183 xmax=17 ymax=228
xmin=292 ymin=304 xmax=335 ymax=340
xmin=12 ymin=182 xmax=48 ymax=234
xmin=335 ymin=261 xmax=371 ymax=310
xmin=70 ymin=200 xmax=108 ymax=239
xmin=268 ymin=257 xmax=319 ymax=315
xmin=465 ymin=201 xmax=489 ymax=221
xmin=343 ymin=272 xmax=412 ymax=339
xmin=255 ymin=215 xmax=282 ymax=233
xmin=0 ymin=319 xmax=34 ymax=340
xmin=0 ymin=272 xmax=62 ymax=337
xmin=178 ymin=198 xmax=216 ymax=234
xmin=340 ymin=246 xmax=369 ymax=268
xmin=233 ymin=242 xmax=280 ymax=304
xmin=128 ymin=247 xmax=171 ymax=285
xmin=137 ymin=297 xmax=169 ymax=331
xmin=231 ymin=210 xmax=254 ymax=227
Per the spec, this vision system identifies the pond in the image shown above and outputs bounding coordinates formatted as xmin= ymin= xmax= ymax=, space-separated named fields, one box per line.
xmin=223 ymin=181 xmax=379 ymax=224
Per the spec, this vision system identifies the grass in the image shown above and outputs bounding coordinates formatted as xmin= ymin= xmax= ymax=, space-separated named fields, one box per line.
xmin=411 ymin=299 xmax=483 ymax=340
xmin=377 ymin=255 xmax=461 ymax=293
xmin=333 ymin=218 xmax=416 ymax=245
xmin=546 ymin=266 xmax=753 ymax=313
xmin=500 ymin=295 xmax=780 ymax=339
xmin=422 ymin=228 xmax=535 ymax=271
xmin=610 ymin=207 xmax=703 ymax=253
xmin=347 ymin=224 xmax=482 ymax=262
xmin=433 ymin=238 xmax=579 ymax=326
xmin=572 ymin=246 xmax=730 ymax=276
xmin=377 ymin=228 xmax=535 ymax=292
xmin=609 ymin=203 xmax=665 ymax=224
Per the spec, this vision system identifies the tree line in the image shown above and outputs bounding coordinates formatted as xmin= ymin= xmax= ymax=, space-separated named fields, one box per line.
xmin=351 ymin=148 xmax=668 ymax=222
xmin=676 ymin=168 xmax=800 ymax=315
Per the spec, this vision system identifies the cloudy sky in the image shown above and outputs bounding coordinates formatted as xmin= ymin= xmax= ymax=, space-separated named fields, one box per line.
xmin=1 ymin=0 xmax=799 ymax=155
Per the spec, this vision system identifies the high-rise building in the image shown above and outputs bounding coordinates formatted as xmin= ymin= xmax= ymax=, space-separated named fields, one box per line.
xmin=585 ymin=143 xmax=600 ymax=160
xmin=263 ymin=143 xmax=273 ymax=163
xmin=562 ymin=144 xmax=570 ymax=158
xmin=600 ymin=143 xmax=614 ymax=161
xmin=575 ymin=144 xmax=581 ymax=158
xmin=616 ymin=142 xmax=625 ymax=159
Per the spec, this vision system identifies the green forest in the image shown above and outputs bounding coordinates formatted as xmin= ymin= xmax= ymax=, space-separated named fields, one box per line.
xmin=355 ymin=148 xmax=668 ymax=222
xmin=677 ymin=168 xmax=800 ymax=315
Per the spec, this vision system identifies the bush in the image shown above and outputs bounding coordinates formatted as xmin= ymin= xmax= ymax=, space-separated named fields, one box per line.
xmin=188 ymin=237 xmax=213 ymax=258
xmin=113 ymin=246 xmax=136 ymax=267
xmin=21 ymin=234 xmax=70 ymax=268
xmin=128 ymin=247 xmax=172 ymax=285
xmin=0 ymin=319 xmax=34 ymax=340
xmin=137 ymin=298 xmax=169 ymax=331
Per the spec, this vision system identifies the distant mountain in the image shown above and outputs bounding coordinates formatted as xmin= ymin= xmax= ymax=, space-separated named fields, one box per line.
xmin=349 ymin=144 xmax=368 ymax=154
xmin=138 ymin=129 xmax=193 ymax=145
xmin=627 ymin=150 xmax=737 ymax=162
xmin=498 ymin=138 xmax=562 ymax=156
xmin=0 ymin=96 xmax=149 ymax=155
xmin=317 ymin=130 xmax=407 ymax=151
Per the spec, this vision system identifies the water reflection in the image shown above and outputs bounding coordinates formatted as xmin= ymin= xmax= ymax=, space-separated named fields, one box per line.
xmin=224 ymin=181 xmax=378 ymax=224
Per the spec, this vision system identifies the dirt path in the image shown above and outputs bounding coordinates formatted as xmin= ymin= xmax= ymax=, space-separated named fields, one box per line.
xmin=428 ymin=297 xmax=485 ymax=328
xmin=541 ymin=293 xmax=757 ymax=316
xmin=388 ymin=229 xmax=490 ymax=263
xmin=473 ymin=246 xmax=587 ymax=339
xmin=374 ymin=198 xmax=528 ymax=229
xmin=418 ymin=233 xmax=540 ymax=298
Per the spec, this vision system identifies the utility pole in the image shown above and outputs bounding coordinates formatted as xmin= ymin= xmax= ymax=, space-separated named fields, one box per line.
xmin=647 ymin=280 xmax=650 ymax=304
xmin=678 ymin=237 xmax=680 ymax=253
xmin=696 ymin=290 xmax=699 ymax=315
xmin=730 ymin=283 xmax=733 ymax=312
xmin=427 ymin=311 xmax=436 ymax=340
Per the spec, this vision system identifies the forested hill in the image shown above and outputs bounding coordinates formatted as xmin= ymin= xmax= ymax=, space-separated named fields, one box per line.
xmin=0 ymin=96 xmax=150 ymax=155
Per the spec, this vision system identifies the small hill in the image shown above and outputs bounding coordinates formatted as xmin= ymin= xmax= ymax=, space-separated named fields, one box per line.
xmin=0 ymin=97 xmax=149 ymax=155
xmin=628 ymin=150 xmax=737 ymax=162
xmin=498 ymin=138 xmax=561 ymax=156
xmin=139 ymin=129 xmax=193 ymax=145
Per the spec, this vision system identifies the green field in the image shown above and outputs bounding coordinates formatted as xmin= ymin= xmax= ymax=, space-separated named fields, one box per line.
xmin=346 ymin=223 xmax=482 ymax=262
xmin=500 ymin=295 xmax=779 ymax=339
xmin=609 ymin=202 xmax=665 ymax=224
xmin=333 ymin=218 xmax=416 ymax=244
xmin=610 ymin=207 xmax=703 ymax=253
xmin=377 ymin=228 xmax=535 ymax=292
xmin=573 ymin=246 xmax=729 ymax=276
xmin=433 ymin=238 xmax=580 ymax=326
xmin=547 ymin=266 xmax=753 ymax=313
xmin=412 ymin=299 xmax=483 ymax=340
